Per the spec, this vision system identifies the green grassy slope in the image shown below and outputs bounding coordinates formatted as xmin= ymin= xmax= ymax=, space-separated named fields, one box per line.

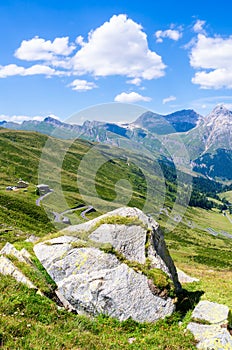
xmin=1 ymin=129 xmax=232 ymax=349
xmin=0 ymin=128 xmax=175 ymax=234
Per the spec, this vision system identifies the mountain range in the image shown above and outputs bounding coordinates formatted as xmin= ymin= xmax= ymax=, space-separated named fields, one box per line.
xmin=1 ymin=104 xmax=232 ymax=180
xmin=0 ymin=108 xmax=201 ymax=138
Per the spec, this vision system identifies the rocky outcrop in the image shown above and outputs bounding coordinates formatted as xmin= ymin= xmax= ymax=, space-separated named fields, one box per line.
xmin=0 ymin=243 xmax=37 ymax=290
xmin=187 ymin=300 xmax=232 ymax=349
xmin=0 ymin=242 xmax=31 ymax=264
xmin=0 ymin=255 xmax=36 ymax=289
xmin=176 ymin=268 xmax=199 ymax=284
xmin=61 ymin=207 xmax=181 ymax=292
xmin=89 ymin=224 xmax=146 ymax=263
xmin=34 ymin=207 xmax=181 ymax=322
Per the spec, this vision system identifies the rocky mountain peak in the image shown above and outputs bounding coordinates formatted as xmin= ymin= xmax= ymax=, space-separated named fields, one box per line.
xmin=204 ymin=104 xmax=232 ymax=127
xmin=211 ymin=104 xmax=231 ymax=115
xmin=44 ymin=116 xmax=63 ymax=126
xmin=134 ymin=109 xmax=201 ymax=134
xmin=189 ymin=104 xmax=232 ymax=156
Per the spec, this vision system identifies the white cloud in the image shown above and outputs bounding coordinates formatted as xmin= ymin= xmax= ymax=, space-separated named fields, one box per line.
xmin=0 ymin=64 xmax=25 ymax=77
xmin=23 ymin=64 xmax=57 ymax=76
xmin=155 ymin=29 xmax=182 ymax=43
xmin=0 ymin=15 xmax=166 ymax=89
xmin=15 ymin=36 xmax=75 ymax=61
xmin=162 ymin=95 xmax=176 ymax=104
xmin=0 ymin=114 xmax=45 ymax=123
xmin=114 ymin=91 xmax=151 ymax=103
xmin=190 ymin=34 xmax=232 ymax=89
xmin=0 ymin=63 xmax=66 ymax=78
xmin=193 ymin=20 xmax=206 ymax=34
xmin=192 ymin=69 xmax=232 ymax=89
xmin=0 ymin=113 xmax=61 ymax=123
xmin=68 ymin=79 xmax=97 ymax=91
xmin=127 ymin=77 xmax=142 ymax=86
xmin=72 ymin=14 xmax=166 ymax=80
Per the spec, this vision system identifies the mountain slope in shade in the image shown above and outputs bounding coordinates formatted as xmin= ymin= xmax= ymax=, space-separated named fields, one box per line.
xmin=134 ymin=109 xmax=201 ymax=134
xmin=193 ymin=149 xmax=232 ymax=180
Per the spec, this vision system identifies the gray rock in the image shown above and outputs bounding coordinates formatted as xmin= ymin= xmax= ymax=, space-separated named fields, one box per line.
xmin=55 ymin=290 xmax=76 ymax=312
xmin=0 ymin=255 xmax=36 ymax=289
xmin=33 ymin=235 xmax=77 ymax=272
xmin=63 ymin=206 xmax=181 ymax=292
xmin=89 ymin=224 xmax=147 ymax=263
xmin=34 ymin=207 xmax=181 ymax=322
xmin=187 ymin=322 xmax=232 ymax=349
xmin=0 ymin=242 xmax=30 ymax=264
xmin=35 ymin=244 xmax=175 ymax=322
xmin=37 ymin=245 xmax=120 ymax=283
xmin=191 ymin=300 xmax=229 ymax=324
xmin=62 ymin=207 xmax=157 ymax=236
xmin=148 ymin=225 xmax=181 ymax=292
xmin=56 ymin=248 xmax=174 ymax=322
xmin=21 ymin=248 xmax=32 ymax=261
xmin=25 ymin=235 xmax=39 ymax=243
xmin=177 ymin=268 xmax=199 ymax=284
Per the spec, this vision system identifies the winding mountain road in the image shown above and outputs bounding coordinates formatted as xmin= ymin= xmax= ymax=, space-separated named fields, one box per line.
xmin=36 ymin=191 xmax=94 ymax=223
xmin=35 ymin=191 xmax=53 ymax=206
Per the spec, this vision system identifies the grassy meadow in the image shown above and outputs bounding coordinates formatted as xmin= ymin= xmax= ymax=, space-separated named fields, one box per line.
xmin=0 ymin=129 xmax=232 ymax=349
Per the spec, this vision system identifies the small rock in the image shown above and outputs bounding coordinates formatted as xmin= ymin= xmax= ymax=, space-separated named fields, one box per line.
xmin=128 ymin=337 xmax=136 ymax=344
xmin=177 ymin=268 xmax=199 ymax=283
xmin=191 ymin=300 xmax=229 ymax=325
xmin=25 ymin=235 xmax=39 ymax=243
xmin=0 ymin=242 xmax=29 ymax=264
xmin=187 ymin=322 xmax=232 ymax=349
xmin=0 ymin=256 xmax=37 ymax=289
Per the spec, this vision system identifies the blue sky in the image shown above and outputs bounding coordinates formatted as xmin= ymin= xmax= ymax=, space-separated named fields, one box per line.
xmin=1 ymin=0 xmax=232 ymax=123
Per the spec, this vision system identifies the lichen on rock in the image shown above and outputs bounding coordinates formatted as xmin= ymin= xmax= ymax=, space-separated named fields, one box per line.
xmin=34 ymin=207 xmax=182 ymax=322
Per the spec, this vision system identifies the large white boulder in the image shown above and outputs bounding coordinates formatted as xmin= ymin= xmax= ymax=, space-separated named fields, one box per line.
xmin=34 ymin=207 xmax=181 ymax=322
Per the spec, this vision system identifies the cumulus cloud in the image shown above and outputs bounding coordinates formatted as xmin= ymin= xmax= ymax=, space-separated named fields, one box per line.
xmin=0 ymin=113 xmax=61 ymax=123
xmin=193 ymin=20 xmax=206 ymax=34
xmin=72 ymin=14 xmax=166 ymax=80
xmin=0 ymin=64 xmax=65 ymax=78
xmin=155 ymin=29 xmax=182 ymax=43
xmin=68 ymin=79 xmax=97 ymax=91
xmin=15 ymin=36 xmax=75 ymax=61
xmin=190 ymin=34 xmax=232 ymax=89
xmin=114 ymin=91 xmax=151 ymax=103
xmin=127 ymin=77 xmax=142 ymax=86
xmin=0 ymin=64 xmax=25 ymax=77
xmin=0 ymin=14 xmax=166 ymax=89
xmin=0 ymin=114 xmax=45 ymax=123
xmin=192 ymin=69 xmax=232 ymax=89
xmin=162 ymin=95 xmax=176 ymax=104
